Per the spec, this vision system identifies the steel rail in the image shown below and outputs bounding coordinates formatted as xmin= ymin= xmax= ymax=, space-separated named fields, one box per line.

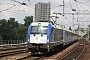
xmin=17 ymin=55 xmax=45 ymax=60
xmin=0 ymin=49 xmax=27 ymax=58
xmin=76 ymin=42 xmax=85 ymax=60
xmin=60 ymin=42 xmax=85 ymax=60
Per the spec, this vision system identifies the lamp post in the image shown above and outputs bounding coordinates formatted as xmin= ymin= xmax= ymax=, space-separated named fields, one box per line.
xmin=63 ymin=0 xmax=64 ymax=16
xmin=60 ymin=0 xmax=65 ymax=16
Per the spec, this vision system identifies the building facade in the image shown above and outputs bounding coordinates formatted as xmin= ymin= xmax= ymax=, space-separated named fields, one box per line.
xmin=35 ymin=2 xmax=51 ymax=22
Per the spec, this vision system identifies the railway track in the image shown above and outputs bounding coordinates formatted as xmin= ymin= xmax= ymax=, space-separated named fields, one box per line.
xmin=42 ymin=39 xmax=85 ymax=60
xmin=0 ymin=39 xmax=86 ymax=60
xmin=78 ymin=39 xmax=90 ymax=60
xmin=0 ymin=46 xmax=26 ymax=52
xmin=17 ymin=55 xmax=45 ymax=60
xmin=0 ymin=45 xmax=45 ymax=60
xmin=0 ymin=47 xmax=27 ymax=58
xmin=17 ymin=41 xmax=81 ymax=60
xmin=60 ymin=42 xmax=85 ymax=60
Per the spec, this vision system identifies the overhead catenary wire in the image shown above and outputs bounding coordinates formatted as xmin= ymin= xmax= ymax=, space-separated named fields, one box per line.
xmin=8 ymin=9 xmax=25 ymax=12
xmin=69 ymin=0 xmax=76 ymax=11
xmin=68 ymin=0 xmax=90 ymax=23
xmin=53 ymin=0 xmax=75 ymax=27
xmin=7 ymin=10 xmax=26 ymax=15
xmin=59 ymin=0 xmax=77 ymax=19
xmin=1 ymin=0 xmax=89 ymax=29
xmin=75 ymin=1 xmax=90 ymax=22
xmin=0 ymin=4 xmax=16 ymax=13
xmin=28 ymin=0 xmax=31 ymax=6
xmin=29 ymin=0 xmax=72 ymax=28
xmin=60 ymin=0 xmax=75 ymax=11
xmin=69 ymin=0 xmax=90 ymax=24
xmin=11 ymin=0 xmax=35 ymax=9
xmin=74 ymin=1 xmax=90 ymax=29
xmin=0 ymin=3 xmax=16 ymax=5
xmin=7 ymin=0 xmax=34 ymax=15
xmin=28 ymin=0 xmax=59 ymax=14
xmin=0 ymin=2 xmax=27 ymax=14
xmin=25 ymin=0 xmax=69 ymax=25
xmin=75 ymin=1 xmax=90 ymax=14
xmin=75 ymin=0 xmax=90 ymax=3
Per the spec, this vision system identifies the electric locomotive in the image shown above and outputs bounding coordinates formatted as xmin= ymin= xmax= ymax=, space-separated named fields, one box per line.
xmin=26 ymin=22 xmax=80 ymax=54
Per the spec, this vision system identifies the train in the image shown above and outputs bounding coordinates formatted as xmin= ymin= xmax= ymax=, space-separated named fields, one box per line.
xmin=26 ymin=22 xmax=80 ymax=54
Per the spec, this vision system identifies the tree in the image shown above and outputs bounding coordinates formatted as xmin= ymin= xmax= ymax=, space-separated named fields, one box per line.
xmin=0 ymin=18 xmax=19 ymax=40
xmin=24 ymin=16 xmax=33 ymax=27
xmin=13 ymin=24 xmax=27 ymax=40
xmin=8 ymin=17 xmax=19 ymax=28
xmin=0 ymin=16 xmax=32 ymax=40
xmin=0 ymin=35 xmax=3 ymax=40
xmin=0 ymin=19 xmax=8 ymax=40
xmin=7 ymin=17 xmax=19 ymax=40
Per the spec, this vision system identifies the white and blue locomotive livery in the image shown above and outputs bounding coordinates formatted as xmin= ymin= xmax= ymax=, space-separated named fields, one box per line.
xmin=26 ymin=22 xmax=80 ymax=54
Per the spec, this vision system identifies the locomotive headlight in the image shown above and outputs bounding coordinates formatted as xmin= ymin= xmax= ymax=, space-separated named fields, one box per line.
xmin=29 ymin=52 xmax=31 ymax=54
xmin=47 ymin=45 xmax=50 ymax=48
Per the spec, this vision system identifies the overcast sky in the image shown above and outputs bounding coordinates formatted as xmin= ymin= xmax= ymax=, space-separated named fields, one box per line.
xmin=0 ymin=0 xmax=90 ymax=29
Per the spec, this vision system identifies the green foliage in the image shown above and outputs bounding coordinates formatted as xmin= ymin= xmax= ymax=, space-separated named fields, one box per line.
xmin=83 ymin=31 xmax=90 ymax=38
xmin=0 ymin=16 xmax=33 ymax=40
xmin=13 ymin=24 xmax=27 ymax=40
xmin=0 ymin=19 xmax=8 ymax=40
xmin=0 ymin=35 xmax=3 ymax=40
xmin=83 ymin=33 xmax=88 ymax=38
xmin=24 ymin=16 xmax=33 ymax=27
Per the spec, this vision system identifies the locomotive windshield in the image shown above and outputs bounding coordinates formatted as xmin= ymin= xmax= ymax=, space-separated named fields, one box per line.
xmin=31 ymin=26 xmax=48 ymax=34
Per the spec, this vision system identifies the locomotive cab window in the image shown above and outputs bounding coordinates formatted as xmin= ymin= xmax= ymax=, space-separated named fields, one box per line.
xmin=31 ymin=26 xmax=48 ymax=34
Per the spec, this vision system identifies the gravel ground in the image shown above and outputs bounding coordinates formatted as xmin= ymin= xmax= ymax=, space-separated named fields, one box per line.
xmin=78 ymin=39 xmax=90 ymax=60
xmin=0 ymin=52 xmax=30 ymax=60
xmin=44 ymin=41 xmax=80 ymax=60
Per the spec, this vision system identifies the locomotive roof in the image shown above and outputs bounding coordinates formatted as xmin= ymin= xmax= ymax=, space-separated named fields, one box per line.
xmin=30 ymin=22 xmax=63 ymax=29
xmin=29 ymin=22 xmax=80 ymax=36
xmin=30 ymin=22 xmax=50 ymax=26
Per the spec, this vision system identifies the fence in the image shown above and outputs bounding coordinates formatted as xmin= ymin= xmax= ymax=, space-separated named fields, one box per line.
xmin=0 ymin=40 xmax=26 ymax=45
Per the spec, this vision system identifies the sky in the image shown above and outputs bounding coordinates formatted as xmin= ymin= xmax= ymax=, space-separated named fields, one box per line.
xmin=0 ymin=0 xmax=90 ymax=30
